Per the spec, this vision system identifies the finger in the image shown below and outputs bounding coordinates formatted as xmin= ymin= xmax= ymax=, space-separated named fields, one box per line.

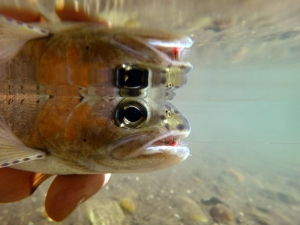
xmin=45 ymin=173 xmax=111 ymax=222
xmin=0 ymin=168 xmax=33 ymax=202
xmin=0 ymin=168 xmax=52 ymax=202
xmin=55 ymin=1 xmax=110 ymax=26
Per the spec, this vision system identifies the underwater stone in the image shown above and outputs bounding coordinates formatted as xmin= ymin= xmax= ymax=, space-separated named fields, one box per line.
xmin=173 ymin=196 xmax=210 ymax=224
xmin=209 ymin=204 xmax=234 ymax=224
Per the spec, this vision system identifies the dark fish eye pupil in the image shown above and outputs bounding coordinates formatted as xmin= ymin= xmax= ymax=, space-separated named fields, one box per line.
xmin=124 ymin=106 xmax=142 ymax=122
xmin=124 ymin=69 xmax=144 ymax=88
xmin=114 ymin=99 xmax=148 ymax=128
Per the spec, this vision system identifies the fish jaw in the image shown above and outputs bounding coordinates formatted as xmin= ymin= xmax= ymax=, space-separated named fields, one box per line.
xmin=127 ymin=132 xmax=191 ymax=172
xmin=101 ymin=108 xmax=191 ymax=173
xmin=142 ymin=133 xmax=190 ymax=159
xmin=101 ymin=132 xmax=191 ymax=173
xmin=108 ymin=131 xmax=190 ymax=159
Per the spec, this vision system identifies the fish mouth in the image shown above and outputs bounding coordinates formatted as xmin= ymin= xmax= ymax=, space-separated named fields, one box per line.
xmin=108 ymin=131 xmax=190 ymax=161
xmin=141 ymin=133 xmax=189 ymax=158
xmin=121 ymin=132 xmax=190 ymax=160
xmin=147 ymin=36 xmax=193 ymax=62
xmin=111 ymin=31 xmax=193 ymax=70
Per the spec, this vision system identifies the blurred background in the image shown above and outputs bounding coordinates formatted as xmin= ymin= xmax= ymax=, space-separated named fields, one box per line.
xmin=0 ymin=0 xmax=300 ymax=224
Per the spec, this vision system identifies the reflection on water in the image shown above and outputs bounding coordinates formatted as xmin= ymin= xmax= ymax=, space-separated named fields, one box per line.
xmin=1 ymin=0 xmax=300 ymax=224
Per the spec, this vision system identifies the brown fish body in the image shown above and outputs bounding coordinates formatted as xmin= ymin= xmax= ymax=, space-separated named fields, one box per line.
xmin=0 ymin=16 xmax=192 ymax=174
xmin=0 ymin=93 xmax=191 ymax=174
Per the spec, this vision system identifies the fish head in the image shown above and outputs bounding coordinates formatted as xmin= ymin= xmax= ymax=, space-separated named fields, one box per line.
xmin=71 ymin=97 xmax=191 ymax=173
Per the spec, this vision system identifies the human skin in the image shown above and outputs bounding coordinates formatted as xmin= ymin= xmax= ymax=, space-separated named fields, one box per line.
xmin=0 ymin=168 xmax=110 ymax=222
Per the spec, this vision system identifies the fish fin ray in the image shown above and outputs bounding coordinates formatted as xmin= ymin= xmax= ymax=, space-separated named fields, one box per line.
xmin=0 ymin=116 xmax=45 ymax=168
xmin=0 ymin=15 xmax=49 ymax=64
xmin=28 ymin=22 xmax=89 ymax=33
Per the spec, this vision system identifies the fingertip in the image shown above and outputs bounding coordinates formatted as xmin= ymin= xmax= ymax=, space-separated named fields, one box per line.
xmin=45 ymin=174 xmax=109 ymax=222
xmin=0 ymin=168 xmax=34 ymax=202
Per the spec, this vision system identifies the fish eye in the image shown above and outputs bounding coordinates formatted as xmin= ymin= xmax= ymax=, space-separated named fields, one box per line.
xmin=123 ymin=106 xmax=142 ymax=124
xmin=115 ymin=64 xmax=150 ymax=89
xmin=114 ymin=99 xmax=148 ymax=128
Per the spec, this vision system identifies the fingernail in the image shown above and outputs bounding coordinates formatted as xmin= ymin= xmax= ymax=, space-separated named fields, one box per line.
xmin=104 ymin=174 xmax=111 ymax=185
xmin=59 ymin=197 xmax=86 ymax=221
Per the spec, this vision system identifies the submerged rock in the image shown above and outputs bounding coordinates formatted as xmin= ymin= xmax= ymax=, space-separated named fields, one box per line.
xmin=259 ymin=189 xmax=299 ymax=204
xmin=120 ymin=197 xmax=137 ymax=213
xmin=120 ymin=191 xmax=138 ymax=214
xmin=226 ymin=168 xmax=246 ymax=183
xmin=277 ymin=192 xmax=299 ymax=204
xmin=209 ymin=204 xmax=234 ymax=224
xmin=245 ymin=204 xmax=271 ymax=225
xmin=201 ymin=197 xmax=227 ymax=207
xmin=87 ymin=199 xmax=125 ymax=225
xmin=173 ymin=196 xmax=210 ymax=224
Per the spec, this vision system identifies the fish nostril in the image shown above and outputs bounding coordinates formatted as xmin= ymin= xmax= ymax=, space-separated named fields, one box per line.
xmin=160 ymin=115 xmax=166 ymax=120
xmin=177 ymin=124 xmax=185 ymax=131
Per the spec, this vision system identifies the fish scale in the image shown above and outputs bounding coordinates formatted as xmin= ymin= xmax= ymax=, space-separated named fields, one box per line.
xmin=0 ymin=92 xmax=45 ymax=141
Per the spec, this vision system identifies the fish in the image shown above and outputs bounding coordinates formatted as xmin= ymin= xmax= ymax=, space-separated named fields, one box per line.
xmin=0 ymin=96 xmax=191 ymax=174
xmin=0 ymin=15 xmax=192 ymax=174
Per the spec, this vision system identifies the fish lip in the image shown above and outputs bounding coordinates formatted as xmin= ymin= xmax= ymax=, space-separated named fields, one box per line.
xmin=147 ymin=36 xmax=193 ymax=62
xmin=137 ymin=131 xmax=190 ymax=158
xmin=147 ymin=36 xmax=193 ymax=48
xmin=108 ymin=131 xmax=190 ymax=160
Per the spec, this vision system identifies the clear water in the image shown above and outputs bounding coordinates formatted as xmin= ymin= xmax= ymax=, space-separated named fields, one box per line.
xmin=1 ymin=0 xmax=300 ymax=224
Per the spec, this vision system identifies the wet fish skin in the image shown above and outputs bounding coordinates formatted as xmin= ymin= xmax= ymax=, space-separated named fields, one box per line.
xmin=0 ymin=96 xmax=190 ymax=174
xmin=0 ymin=15 xmax=192 ymax=174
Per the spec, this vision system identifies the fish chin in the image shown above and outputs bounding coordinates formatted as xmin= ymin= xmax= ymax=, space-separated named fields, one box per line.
xmin=108 ymin=131 xmax=189 ymax=160
xmin=128 ymin=133 xmax=190 ymax=172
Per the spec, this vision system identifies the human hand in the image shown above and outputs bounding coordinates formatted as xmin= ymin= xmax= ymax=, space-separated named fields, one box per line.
xmin=0 ymin=168 xmax=110 ymax=221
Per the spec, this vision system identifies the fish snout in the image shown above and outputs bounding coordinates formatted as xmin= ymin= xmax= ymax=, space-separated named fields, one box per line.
xmin=158 ymin=102 xmax=191 ymax=138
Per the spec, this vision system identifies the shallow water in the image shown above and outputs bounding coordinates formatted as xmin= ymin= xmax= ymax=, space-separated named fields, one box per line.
xmin=1 ymin=0 xmax=300 ymax=224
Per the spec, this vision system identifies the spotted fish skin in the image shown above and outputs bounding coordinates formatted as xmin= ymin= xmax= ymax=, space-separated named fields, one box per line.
xmin=0 ymin=94 xmax=191 ymax=174
xmin=0 ymin=15 xmax=192 ymax=174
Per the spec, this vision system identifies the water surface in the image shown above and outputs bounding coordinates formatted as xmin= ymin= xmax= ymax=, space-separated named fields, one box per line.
xmin=1 ymin=0 xmax=300 ymax=224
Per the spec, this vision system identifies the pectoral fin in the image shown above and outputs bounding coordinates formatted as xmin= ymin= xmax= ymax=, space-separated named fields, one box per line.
xmin=0 ymin=15 xmax=49 ymax=64
xmin=0 ymin=117 xmax=45 ymax=168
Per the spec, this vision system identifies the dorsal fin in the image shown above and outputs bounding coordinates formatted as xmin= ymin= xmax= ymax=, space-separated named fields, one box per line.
xmin=0 ymin=15 xmax=49 ymax=65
